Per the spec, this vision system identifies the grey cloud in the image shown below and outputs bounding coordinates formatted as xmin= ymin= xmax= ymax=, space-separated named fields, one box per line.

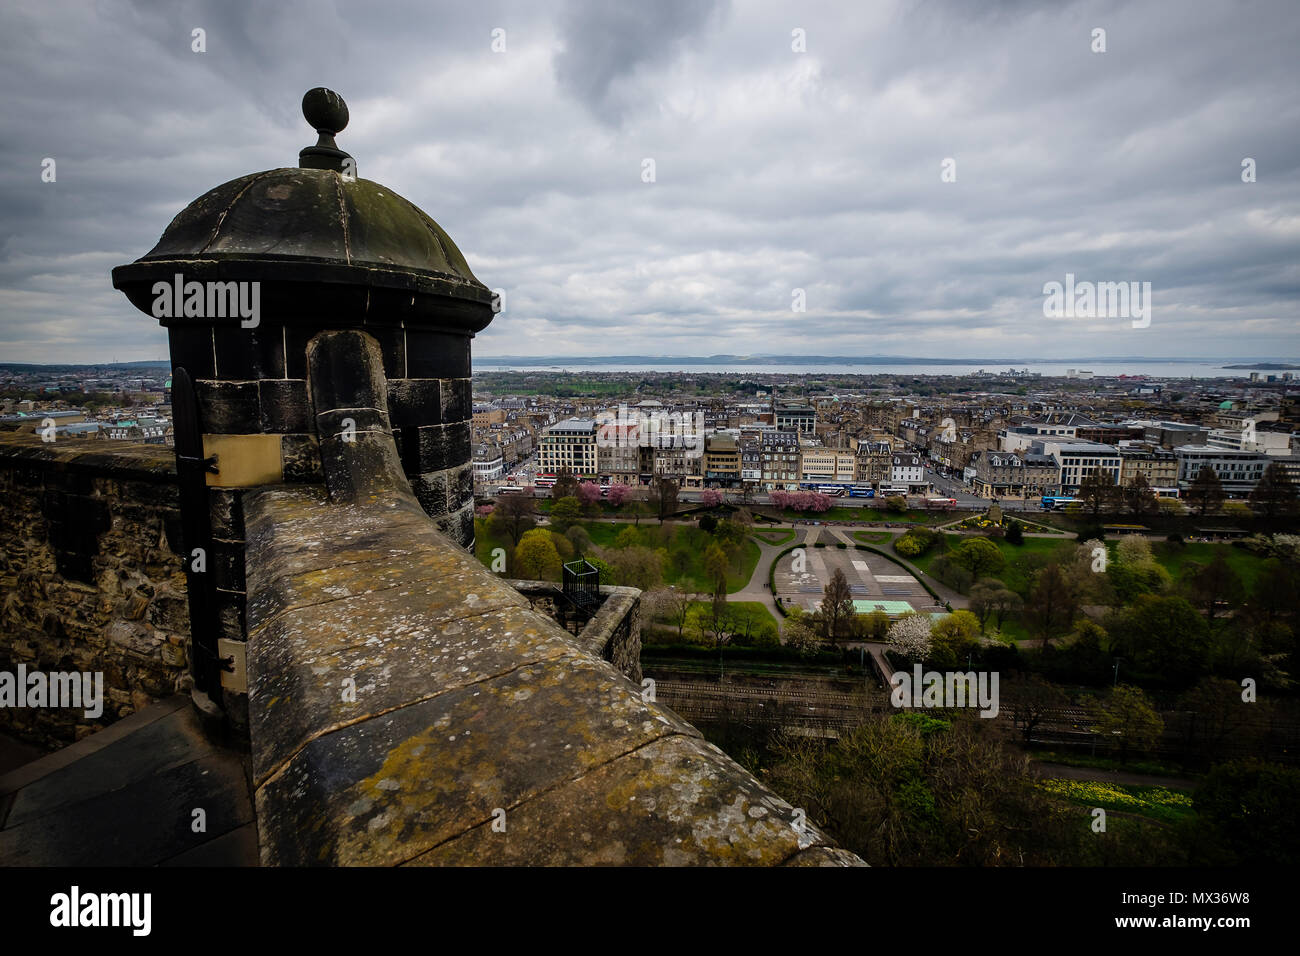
xmin=553 ymin=0 xmax=728 ymax=123
xmin=0 ymin=0 xmax=1297 ymax=364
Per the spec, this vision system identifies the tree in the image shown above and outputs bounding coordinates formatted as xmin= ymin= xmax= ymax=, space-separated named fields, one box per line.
xmin=1094 ymin=684 xmax=1163 ymax=764
xmin=698 ymin=513 xmax=718 ymax=534
xmin=1026 ymin=563 xmax=1080 ymax=650
xmin=703 ymin=542 xmax=730 ymax=592
xmin=488 ymin=493 xmax=537 ymax=546
xmin=1185 ymin=466 xmax=1225 ymax=518
xmin=548 ymin=496 xmax=582 ymax=534
xmin=783 ymin=607 xmax=823 ymax=656
xmin=819 ymin=567 xmax=855 ymax=643
xmin=1004 ymin=520 xmax=1024 ymax=546
xmin=576 ymin=481 xmax=604 ymax=513
xmin=1178 ymin=677 xmax=1256 ymax=764
xmin=552 ymin=469 xmax=579 ymax=500
xmin=648 ymin=476 xmax=679 ymax=524
xmin=968 ymin=579 xmax=1000 ymax=631
xmin=652 ymin=587 xmax=693 ymax=640
xmin=1124 ymin=473 xmax=1157 ymax=520
xmin=1110 ymin=594 xmax=1211 ymax=684
xmin=1078 ymin=470 xmax=1117 ymax=519
xmin=1009 ymin=675 xmax=1070 ymax=745
xmin=858 ymin=609 xmax=891 ymax=641
xmin=702 ymin=586 xmax=736 ymax=676
xmin=700 ymin=488 xmax=724 ymax=508
xmin=514 ymin=528 xmax=562 ymax=580
xmin=929 ymin=610 xmax=981 ymax=668
xmin=884 ymin=495 xmax=907 ymax=514
xmin=1250 ymin=462 xmax=1297 ymax=521
xmin=1194 ymin=760 xmax=1300 ymax=864
xmin=1183 ymin=553 xmax=1245 ymax=623
xmin=887 ymin=614 xmax=933 ymax=663
xmin=565 ymin=524 xmax=592 ymax=555
xmin=605 ymin=483 xmax=630 ymax=506
xmin=606 ymin=545 xmax=664 ymax=590
xmin=951 ymin=537 xmax=1005 ymax=579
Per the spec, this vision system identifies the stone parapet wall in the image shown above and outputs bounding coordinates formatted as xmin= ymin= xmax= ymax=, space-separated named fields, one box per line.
xmin=0 ymin=434 xmax=190 ymax=749
xmin=509 ymin=580 xmax=643 ymax=684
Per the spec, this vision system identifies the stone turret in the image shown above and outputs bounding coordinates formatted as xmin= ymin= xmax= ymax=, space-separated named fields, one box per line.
xmin=111 ymin=89 xmax=493 ymax=721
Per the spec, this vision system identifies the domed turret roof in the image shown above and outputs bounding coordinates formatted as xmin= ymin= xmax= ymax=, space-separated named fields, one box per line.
xmin=113 ymin=89 xmax=492 ymax=329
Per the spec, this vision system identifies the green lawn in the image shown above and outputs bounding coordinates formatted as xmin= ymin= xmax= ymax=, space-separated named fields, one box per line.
xmin=1149 ymin=541 xmax=1268 ymax=589
xmin=751 ymin=528 xmax=796 ymax=546
xmin=903 ymin=533 xmax=1076 ymax=595
xmin=852 ymin=530 xmax=894 ymax=544
xmin=774 ymin=506 xmax=957 ymax=524
xmin=475 ymin=518 xmax=759 ymax=593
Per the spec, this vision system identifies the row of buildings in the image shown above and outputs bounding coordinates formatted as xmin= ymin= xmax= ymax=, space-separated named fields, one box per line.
xmin=481 ymin=389 xmax=1299 ymax=498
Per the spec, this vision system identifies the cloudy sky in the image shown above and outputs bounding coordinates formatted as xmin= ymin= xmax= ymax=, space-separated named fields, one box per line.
xmin=1 ymin=0 xmax=1297 ymax=364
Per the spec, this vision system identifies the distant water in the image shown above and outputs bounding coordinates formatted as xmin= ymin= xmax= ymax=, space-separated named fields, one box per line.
xmin=475 ymin=361 xmax=1294 ymax=379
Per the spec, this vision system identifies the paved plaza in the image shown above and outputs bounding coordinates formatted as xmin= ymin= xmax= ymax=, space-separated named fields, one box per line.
xmin=773 ymin=544 xmax=941 ymax=615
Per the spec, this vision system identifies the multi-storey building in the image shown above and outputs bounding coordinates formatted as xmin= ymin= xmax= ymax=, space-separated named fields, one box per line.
xmin=639 ymin=428 xmax=703 ymax=487
xmin=1117 ymin=442 xmax=1178 ymax=489
xmin=595 ymin=420 xmax=641 ymax=485
xmin=891 ymin=452 xmax=925 ymax=488
xmin=703 ymin=433 xmax=742 ymax=487
xmin=799 ymin=440 xmax=856 ymax=483
xmin=773 ymin=403 xmax=816 ymax=435
xmin=968 ymin=451 xmax=1058 ymax=498
xmin=1175 ymin=445 xmax=1270 ymax=495
xmin=1037 ymin=439 xmax=1121 ymax=491
xmin=537 ymin=418 xmax=598 ymax=478
xmin=472 ymin=444 xmax=505 ymax=483
xmin=854 ymin=439 xmax=893 ymax=485
xmin=740 ymin=438 xmax=762 ymax=486
xmin=760 ymin=431 xmax=801 ymax=490
xmin=1139 ymin=420 xmax=1210 ymax=449
xmin=472 ymin=403 xmax=505 ymax=427
xmin=1205 ymin=427 xmax=1293 ymax=456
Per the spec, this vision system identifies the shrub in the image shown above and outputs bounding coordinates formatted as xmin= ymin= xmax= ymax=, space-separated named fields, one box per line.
xmin=895 ymin=527 xmax=937 ymax=558
xmin=1004 ymin=521 xmax=1024 ymax=546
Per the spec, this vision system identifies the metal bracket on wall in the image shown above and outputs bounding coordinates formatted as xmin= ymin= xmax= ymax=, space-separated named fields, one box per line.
xmin=216 ymin=638 xmax=247 ymax=694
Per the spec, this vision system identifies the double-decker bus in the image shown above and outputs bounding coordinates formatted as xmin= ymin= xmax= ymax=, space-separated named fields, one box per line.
xmin=533 ymin=474 xmax=557 ymax=489
xmin=1040 ymin=495 xmax=1079 ymax=510
xmin=925 ymin=497 xmax=958 ymax=510
xmin=1151 ymin=487 xmax=1180 ymax=499
xmin=848 ymin=484 xmax=875 ymax=498
xmin=815 ymin=484 xmax=847 ymax=497
xmin=878 ymin=484 xmax=909 ymax=497
xmin=496 ymin=485 xmax=524 ymax=496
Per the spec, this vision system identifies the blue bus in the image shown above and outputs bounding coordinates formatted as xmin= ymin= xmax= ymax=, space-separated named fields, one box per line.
xmin=1040 ymin=496 xmax=1079 ymax=511
xmin=848 ymin=484 xmax=875 ymax=498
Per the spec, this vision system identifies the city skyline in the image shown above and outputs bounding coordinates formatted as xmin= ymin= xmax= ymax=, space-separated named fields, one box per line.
xmin=1 ymin=0 xmax=1297 ymax=364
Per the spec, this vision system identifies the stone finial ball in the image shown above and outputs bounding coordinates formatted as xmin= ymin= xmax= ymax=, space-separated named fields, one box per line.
xmin=302 ymin=88 xmax=349 ymax=134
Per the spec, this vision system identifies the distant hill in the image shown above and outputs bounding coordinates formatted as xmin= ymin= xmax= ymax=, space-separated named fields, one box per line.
xmin=0 ymin=360 xmax=170 ymax=373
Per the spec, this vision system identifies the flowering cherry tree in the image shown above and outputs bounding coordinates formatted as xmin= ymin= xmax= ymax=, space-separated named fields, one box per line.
xmin=887 ymin=614 xmax=933 ymax=663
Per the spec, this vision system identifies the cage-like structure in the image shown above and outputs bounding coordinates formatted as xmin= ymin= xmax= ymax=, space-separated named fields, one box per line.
xmin=562 ymin=559 xmax=602 ymax=611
